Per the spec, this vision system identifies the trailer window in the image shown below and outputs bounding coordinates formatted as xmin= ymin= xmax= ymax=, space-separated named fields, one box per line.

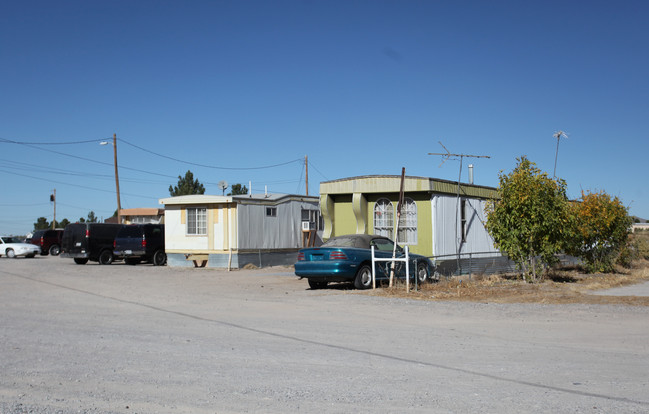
xmin=187 ymin=208 xmax=207 ymax=235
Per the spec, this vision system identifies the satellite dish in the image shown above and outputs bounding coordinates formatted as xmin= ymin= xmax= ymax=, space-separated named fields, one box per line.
xmin=218 ymin=180 xmax=228 ymax=195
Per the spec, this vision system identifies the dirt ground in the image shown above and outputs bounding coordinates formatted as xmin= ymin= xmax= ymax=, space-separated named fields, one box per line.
xmin=373 ymin=260 xmax=649 ymax=306
xmin=2 ymin=256 xmax=649 ymax=413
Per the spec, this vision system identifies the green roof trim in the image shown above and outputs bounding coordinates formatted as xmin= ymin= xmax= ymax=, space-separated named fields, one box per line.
xmin=320 ymin=175 xmax=498 ymax=199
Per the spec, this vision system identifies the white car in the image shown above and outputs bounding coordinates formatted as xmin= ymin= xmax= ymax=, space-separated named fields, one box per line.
xmin=0 ymin=236 xmax=41 ymax=258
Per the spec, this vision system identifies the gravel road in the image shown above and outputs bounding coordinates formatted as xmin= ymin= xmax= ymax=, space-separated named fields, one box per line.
xmin=1 ymin=256 xmax=648 ymax=413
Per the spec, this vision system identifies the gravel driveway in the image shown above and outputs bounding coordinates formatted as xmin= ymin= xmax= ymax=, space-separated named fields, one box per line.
xmin=1 ymin=256 xmax=648 ymax=413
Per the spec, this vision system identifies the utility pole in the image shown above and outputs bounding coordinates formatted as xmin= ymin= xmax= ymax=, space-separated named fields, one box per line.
xmin=305 ymin=155 xmax=309 ymax=196
xmin=113 ymin=133 xmax=122 ymax=224
xmin=51 ymin=189 xmax=56 ymax=229
xmin=429 ymin=142 xmax=490 ymax=275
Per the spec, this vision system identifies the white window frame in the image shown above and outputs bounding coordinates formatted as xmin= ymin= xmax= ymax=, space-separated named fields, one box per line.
xmin=187 ymin=207 xmax=207 ymax=235
xmin=397 ymin=198 xmax=418 ymax=245
xmin=373 ymin=198 xmax=394 ymax=239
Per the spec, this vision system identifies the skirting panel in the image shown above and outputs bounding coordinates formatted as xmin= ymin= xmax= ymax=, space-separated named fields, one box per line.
xmin=166 ymin=250 xmax=299 ymax=269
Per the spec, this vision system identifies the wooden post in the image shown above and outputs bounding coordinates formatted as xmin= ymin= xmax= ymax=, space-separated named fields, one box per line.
xmin=113 ymin=133 xmax=122 ymax=224
xmin=389 ymin=168 xmax=406 ymax=287
xmin=51 ymin=189 xmax=56 ymax=229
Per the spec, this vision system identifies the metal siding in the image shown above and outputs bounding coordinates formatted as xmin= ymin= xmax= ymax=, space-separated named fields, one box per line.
xmin=461 ymin=198 xmax=499 ymax=257
xmin=238 ymin=204 xmax=263 ymax=249
xmin=432 ymin=195 xmax=456 ymax=257
xmin=432 ymin=195 xmax=499 ymax=258
xmin=237 ymin=199 xmax=318 ymax=249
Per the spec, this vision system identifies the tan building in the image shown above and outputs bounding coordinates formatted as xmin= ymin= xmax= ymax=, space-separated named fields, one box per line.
xmin=118 ymin=208 xmax=165 ymax=224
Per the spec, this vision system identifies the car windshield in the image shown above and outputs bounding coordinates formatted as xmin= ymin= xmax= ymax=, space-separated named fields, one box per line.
xmin=322 ymin=236 xmax=365 ymax=248
xmin=370 ymin=238 xmax=396 ymax=252
xmin=1 ymin=237 xmax=21 ymax=243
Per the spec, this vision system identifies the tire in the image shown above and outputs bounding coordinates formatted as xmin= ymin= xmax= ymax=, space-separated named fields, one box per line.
xmin=6 ymin=249 xmax=16 ymax=258
xmin=152 ymin=250 xmax=166 ymax=266
xmin=354 ymin=264 xmax=373 ymax=290
xmin=98 ymin=250 xmax=113 ymax=265
xmin=416 ymin=263 xmax=429 ymax=284
xmin=49 ymin=244 xmax=61 ymax=256
xmin=74 ymin=258 xmax=88 ymax=265
xmin=308 ymin=279 xmax=328 ymax=290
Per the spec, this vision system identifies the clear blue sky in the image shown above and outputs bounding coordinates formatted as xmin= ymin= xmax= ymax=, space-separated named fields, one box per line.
xmin=1 ymin=0 xmax=648 ymax=235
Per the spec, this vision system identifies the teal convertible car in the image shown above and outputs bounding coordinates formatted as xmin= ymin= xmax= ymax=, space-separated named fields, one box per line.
xmin=294 ymin=234 xmax=436 ymax=290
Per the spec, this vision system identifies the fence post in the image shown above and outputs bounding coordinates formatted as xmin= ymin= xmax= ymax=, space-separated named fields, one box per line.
xmin=469 ymin=252 xmax=472 ymax=280
xmin=371 ymin=245 xmax=376 ymax=289
xmin=405 ymin=246 xmax=410 ymax=293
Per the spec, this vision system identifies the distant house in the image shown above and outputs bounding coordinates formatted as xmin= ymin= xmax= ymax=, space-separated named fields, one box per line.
xmin=103 ymin=208 xmax=165 ymax=224
xmin=319 ymin=175 xmax=508 ymax=274
xmin=119 ymin=208 xmax=165 ymax=224
xmin=159 ymin=193 xmax=321 ymax=268
xmin=632 ymin=223 xmax=649 ymax=232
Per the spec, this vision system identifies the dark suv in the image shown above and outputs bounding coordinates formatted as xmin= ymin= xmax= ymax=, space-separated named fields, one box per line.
xmin=113 ymin=224 xmax=166 ymax=266
xmin=61 ymin=223 xmax=124 ymax=265
xmin=30 ymin=229 xmax=64 ymax=256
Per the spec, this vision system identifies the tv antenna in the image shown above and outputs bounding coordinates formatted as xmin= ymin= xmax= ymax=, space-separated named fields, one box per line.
xmin=428 ymin=141 xmax=491 ymax=274
xmin=218 ymin=180 xmax=228 ymax=196
xmin=428 ymin=141 xmax=491 ymax=168
xmin=553 ymin=130 xmax=568 ymax=178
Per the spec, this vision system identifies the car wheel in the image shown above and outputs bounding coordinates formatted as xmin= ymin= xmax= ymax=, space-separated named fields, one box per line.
xmin=74 ymin=258 xmax=88 ymax=265
xmin=354 ymin=264 xmax=373 ymax=290
xmin=152 ymin=250 xmax=166 ymax=266
xmin=98 ymin=250 xmax=113 ymax=265
xmin=308 ymin=279 xmax=328 ymax=289
xmin=6 ymin=249 xmax=16 ymax=258
xmin=49 ymin=244 xmax=61 ymax=256
xmin=416 ymin=263 xmax=429 ymax=284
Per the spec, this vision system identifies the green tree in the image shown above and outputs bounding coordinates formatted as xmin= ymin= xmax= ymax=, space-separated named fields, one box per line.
xmin=87 ymin=211 xmax=98 ymax=223
xmin=34 ymin=217 xmax=49 ymax=230
xmin=485 ymin=156 xmax=570 ymax=281
xmin=227 ymin=183 xmax=248 ymax=196
xmin=565 ymin=190 xmax=632 ymax=273
xmin=169 ymin=170 xmax=206 ymax=196
xmin=59 ymin=218 xmax=70 ymax=229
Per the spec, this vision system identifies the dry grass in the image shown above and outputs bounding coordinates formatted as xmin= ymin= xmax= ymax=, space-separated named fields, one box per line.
xmin=369 ymin=260 xmax=649 ymax=306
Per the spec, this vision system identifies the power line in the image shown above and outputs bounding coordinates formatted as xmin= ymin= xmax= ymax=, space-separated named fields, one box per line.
xmin=119 ymin=137 xmax=303 ymax=170
xmin=0 ymin=137 xmax=102 ymax=145
xmin=0 ymin=169 xmax=158 ymax=200
xmin=3 ymin=136 xmax=307 ymax=176
xmin=0 ymin=140 xmax=190 ymax=179
xmin=0 ymin=202 xmax=50 ymax=207
xmin=308 ymin=160 xmax=329 ymax=182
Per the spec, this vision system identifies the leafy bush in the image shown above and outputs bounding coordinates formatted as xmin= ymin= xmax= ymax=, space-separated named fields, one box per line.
xmin=486 ymin=156 xmax=570 ymax=282
xmin=565 ymin=191 xmax=632 ymax=273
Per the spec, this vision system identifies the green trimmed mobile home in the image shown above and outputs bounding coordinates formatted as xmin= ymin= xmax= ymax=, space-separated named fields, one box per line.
xmin=319 ymin=175 xmax=499 ymax=260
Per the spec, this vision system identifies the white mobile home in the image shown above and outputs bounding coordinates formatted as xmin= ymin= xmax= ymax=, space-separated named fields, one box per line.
xmin=159 ymin=193 xmax=321 ymax=268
